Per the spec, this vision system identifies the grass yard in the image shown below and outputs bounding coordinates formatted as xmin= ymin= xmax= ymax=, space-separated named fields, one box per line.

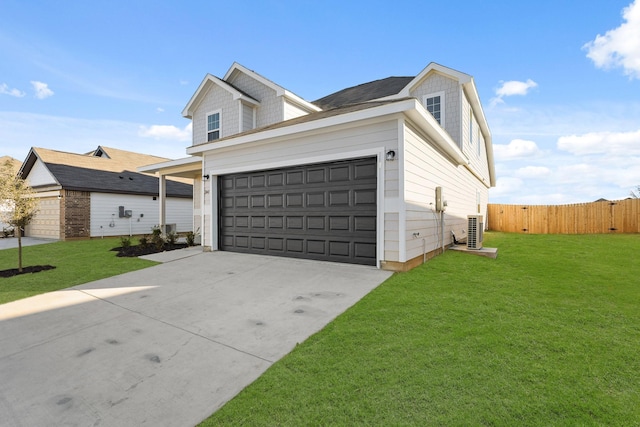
xmin=202 ymin=233 xmax=640 ymax=426
xmin=0 ymin=238 xmax=157 ymax=304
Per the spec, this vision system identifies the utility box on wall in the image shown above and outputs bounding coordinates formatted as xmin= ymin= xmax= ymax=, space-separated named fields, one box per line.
xmin=435 ymin=186 xmax=447 ymax=212
xmin=118 ymin=206 xmax=132 ymax=218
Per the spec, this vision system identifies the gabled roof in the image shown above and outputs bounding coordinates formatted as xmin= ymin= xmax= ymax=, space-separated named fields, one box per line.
xmin=313 ymin=62 xmax=494 ymax=186
xmin=397 ymin=62 xmax=473 ymax=96
xmin=19 ymin=146 xmax=193 ymax=197
xmin=224 ymin=62 xmax=321 ymax=113
xmin=183 ymin=62 xmax=321 ymax=119
xmin=19 ymin=146 xmax=172 ymax=178
xmin=313 ymin=77 xmax=413 ymax=110
xmin=45 ymin=164 xmax=192 ymax=197
xmin=182 ymin=74 xmax=261 ymax=119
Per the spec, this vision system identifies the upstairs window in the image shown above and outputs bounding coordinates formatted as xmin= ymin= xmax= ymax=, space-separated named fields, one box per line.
xmin=207 ymin=110 xmax=221 ymax=141
xmin=423 ymin=92 xmax=445 ymax=127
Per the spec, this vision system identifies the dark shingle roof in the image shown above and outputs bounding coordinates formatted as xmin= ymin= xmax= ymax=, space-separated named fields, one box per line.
xmin=209 ymin=98 xmax=415 ymax=144
xmin=45 ymin=164 xmax=192 ymax=198
xmin=313 ymin=76 xmax=413 ymax=110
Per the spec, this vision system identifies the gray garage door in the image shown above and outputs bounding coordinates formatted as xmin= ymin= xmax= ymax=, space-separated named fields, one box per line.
xmin=219 ymin=157 xmax=377 ymax=265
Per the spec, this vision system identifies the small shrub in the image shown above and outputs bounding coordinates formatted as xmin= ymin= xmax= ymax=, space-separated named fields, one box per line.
xmin=166 ymin=231 xmax=178 ymax=246
xmin=120 ymin=236 xmax=132 ymax=249
xmin=151 ymin=226 xmax=165 ymax=250
xmin=186 ymin=228 xmax=200 ymax=246
xmin=139 ymin=235 xmax=149 ymax=247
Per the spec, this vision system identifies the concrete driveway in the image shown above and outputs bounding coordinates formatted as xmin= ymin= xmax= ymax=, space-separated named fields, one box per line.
xmin=0 ymin=251 xmax=392 ymax=426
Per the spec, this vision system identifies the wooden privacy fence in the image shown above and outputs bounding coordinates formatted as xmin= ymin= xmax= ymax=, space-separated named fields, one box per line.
xmin=487 ymin=199 xmax=640 ymax=234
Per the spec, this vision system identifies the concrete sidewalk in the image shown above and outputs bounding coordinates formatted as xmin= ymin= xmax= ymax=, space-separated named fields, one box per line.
xmin=0 ymin=252 xmax=392 ymax=426
xmin=0 ymin=237 xmax=57 ymax=251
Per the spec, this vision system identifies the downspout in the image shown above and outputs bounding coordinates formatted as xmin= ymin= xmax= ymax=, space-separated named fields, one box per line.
xmin=201 ymin=175 xmax=206 ymax=249
xmin=441 ymin=211 xmax=445 ymax=254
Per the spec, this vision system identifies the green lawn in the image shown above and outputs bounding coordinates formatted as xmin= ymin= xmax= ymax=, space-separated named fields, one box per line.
xmin=0 ymin=238 xmax=157 ymax=304
xmin=202 ymin=233 xmax=640 ymax=426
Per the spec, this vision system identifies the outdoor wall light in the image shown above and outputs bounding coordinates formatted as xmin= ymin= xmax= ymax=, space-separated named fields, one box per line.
xmin=386 ymin=150 xmax=396 ymax=161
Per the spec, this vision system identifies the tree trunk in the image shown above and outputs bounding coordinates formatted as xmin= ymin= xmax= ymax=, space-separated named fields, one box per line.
xmin=17 ymin=226 xmax=23 ymax=273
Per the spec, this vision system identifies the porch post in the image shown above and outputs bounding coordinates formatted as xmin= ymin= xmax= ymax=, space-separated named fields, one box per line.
xmin=159 ymin=174 xmax=167 ymax=233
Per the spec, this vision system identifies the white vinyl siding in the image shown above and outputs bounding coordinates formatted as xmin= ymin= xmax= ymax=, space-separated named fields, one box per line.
xmin=192 ymin=86 xmax=237 ymax=145
xmin=89 ymin=193 xmax=193 ymax=237
xmin=410 ymin=73 xmax=461 ymax=147
xmin=403 ymin=123 xmax=488 ymax=262
xmin=225 ymin=71 xmax=283 ymax=128
xmin=241 ymin=102 xmax=255 ymax=132
xmin=462 ymin=95 xmax=491 ymax=185
xmin=25 ymin=160 xmax=57 ymax=187
xmin=283 ymin=100 xmax=310 ymax=120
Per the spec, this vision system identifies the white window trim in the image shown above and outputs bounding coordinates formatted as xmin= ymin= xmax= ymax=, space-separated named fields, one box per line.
xmin=422 ymin=91 xmax=445 ymax=128
xmin=206 ymin=109 xmax=222 ymax=141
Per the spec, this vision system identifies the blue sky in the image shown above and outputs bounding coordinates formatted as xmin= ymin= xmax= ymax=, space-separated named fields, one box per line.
xmin=1 ymin=0 xmax=639 ymax=204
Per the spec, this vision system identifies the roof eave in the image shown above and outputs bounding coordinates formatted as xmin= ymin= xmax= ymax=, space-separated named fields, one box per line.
xmin=186 ymin=99 xmax=467 ymax=170
xmin=398 ymin=62 xmax=473 ymax=98
xmin=461 ymin=80 xmax=496 ymax=187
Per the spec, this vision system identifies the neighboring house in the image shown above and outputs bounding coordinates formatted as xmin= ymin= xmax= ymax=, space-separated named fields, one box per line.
xmin=19 ymin=146 xmax=193 ymax=240
xmin=0 ymin=156 xmax=23 ymax=233
xmin=141 ymin=62 xmax=495 ymax=271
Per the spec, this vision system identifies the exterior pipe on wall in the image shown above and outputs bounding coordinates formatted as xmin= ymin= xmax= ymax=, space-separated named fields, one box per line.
xmin=441 ymin=211 xmax=445 ymax=254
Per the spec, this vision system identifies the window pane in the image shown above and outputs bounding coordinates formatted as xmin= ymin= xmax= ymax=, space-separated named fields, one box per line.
xmin=207 ymin=130 xmax=220 ymax=141
xmin=208 ymin=113 xmax=220 ymax=132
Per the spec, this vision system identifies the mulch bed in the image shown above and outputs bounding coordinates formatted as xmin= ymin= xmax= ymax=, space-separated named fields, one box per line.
xmin=0 ymin=265 xmax=56 ymax=278
xmin=113 ymin=243 xmax=190 ymax=257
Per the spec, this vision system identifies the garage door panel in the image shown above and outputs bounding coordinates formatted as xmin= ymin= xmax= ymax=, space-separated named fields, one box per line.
xmin=220 ymin=157 xmax=376 ymax=265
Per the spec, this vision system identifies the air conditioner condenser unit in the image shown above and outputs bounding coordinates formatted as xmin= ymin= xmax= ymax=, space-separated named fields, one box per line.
xmin=467 ymin=215 xmax=484 ymax=250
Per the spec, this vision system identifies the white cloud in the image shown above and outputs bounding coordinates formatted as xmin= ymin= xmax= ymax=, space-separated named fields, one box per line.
xmin=489 ymin=177 xmax=524 ymax=198
xmin=583 ymin=0 xmax=640 ymax=79
xmin=156 ymin=107 xmax=165 ymax=113
xmin=490 ymin=79 xmax=538 ymax=106
xmin=0 ymin=111 xmax=189 ymax=161
xmin=30 ymin=81 xmax=54 ymax=99
xmin=493 ymin=139 xmax=542 ymax=161
xmin=496 ymin=79 xmax=538 ymax=97
xmin=557 ymin=129 xmax=640 ymax=155
xmin=515 ymin=166 xmax=551 ymax=179
xmin=138 ymin=122 xmax=192 ymax=142
xmin=0 ymin=83 xmax=25 ymax=97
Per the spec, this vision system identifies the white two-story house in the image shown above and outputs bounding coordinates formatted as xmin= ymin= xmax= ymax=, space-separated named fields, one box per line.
xmin=141 ymin=62 xmax=495 ymax=271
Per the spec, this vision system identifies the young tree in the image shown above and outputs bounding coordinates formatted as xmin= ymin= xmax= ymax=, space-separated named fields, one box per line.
xmin=0 ymin=160 xmax=39 ymax=272
xmin=631 ymin=186 xmax=640 ymax=199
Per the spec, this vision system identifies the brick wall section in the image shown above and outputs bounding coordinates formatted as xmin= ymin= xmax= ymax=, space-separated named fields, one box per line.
xmin=63 ymin=190 xmax=91 ymax=239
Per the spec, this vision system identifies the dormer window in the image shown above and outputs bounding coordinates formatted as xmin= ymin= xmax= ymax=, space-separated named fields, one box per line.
xmin=423 ymin=92 xmax=445 ymax=127
xmin=207 ymin=110 xmax=221 ymax=141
